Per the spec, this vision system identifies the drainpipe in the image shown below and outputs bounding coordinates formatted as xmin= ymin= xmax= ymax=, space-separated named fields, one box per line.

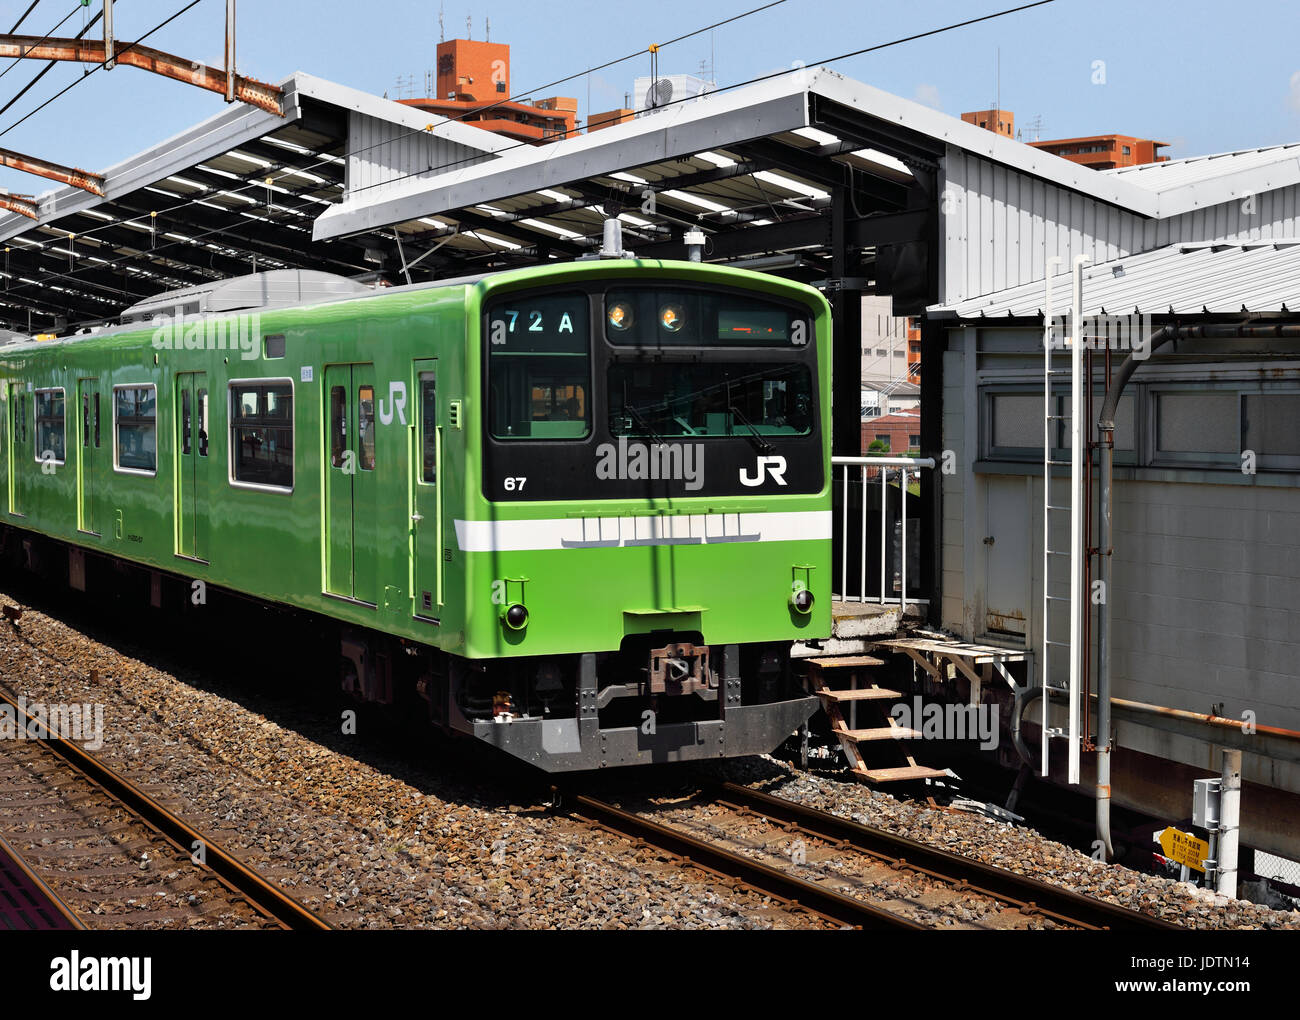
xmin=1092 ymin=320 xmax=1300 ymax=859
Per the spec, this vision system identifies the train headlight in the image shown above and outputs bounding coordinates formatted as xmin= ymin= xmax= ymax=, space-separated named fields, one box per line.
xmin=790 ymin=584 xmax=814 ymax=614
xmin=607 ymin=301 xmax=634 ymax=332
xmin=504 ymin=603 xmax=529 ymax=630
xmin=658 ymin=303 xmax=685 ymax=334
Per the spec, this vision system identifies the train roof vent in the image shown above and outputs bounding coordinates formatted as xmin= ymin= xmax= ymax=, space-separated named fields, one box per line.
xmin=120 ymin=270 xmax=372 ymax=324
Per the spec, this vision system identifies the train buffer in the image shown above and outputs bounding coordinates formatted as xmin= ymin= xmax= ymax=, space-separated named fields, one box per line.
xmin=806 ymin=655 xmax=948 ymax=784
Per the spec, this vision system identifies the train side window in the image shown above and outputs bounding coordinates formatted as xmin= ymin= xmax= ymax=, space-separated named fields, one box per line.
xmin=34 ymin=388 xmax=66 ymax=465
xmin=114 ymin=385 xmax=157 ymax=475
xmin=230 ymin=380 xmax=293 ymax=491
xmin=197 ymin=389 xmax=208 ymax=457
xmin=181 ymin=389 xmax=192 ymax=455
xmin=358 ymin=385 xmax=376 ymax=471
xmin=330 ymin=386 xmax=346 ymax=468
xmin=420 ymin=373 xmax=436 ymax=484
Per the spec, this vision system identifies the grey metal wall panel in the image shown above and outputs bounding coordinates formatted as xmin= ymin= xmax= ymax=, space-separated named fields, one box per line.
xmin=345 ymin=110 xmax=495 ymax=204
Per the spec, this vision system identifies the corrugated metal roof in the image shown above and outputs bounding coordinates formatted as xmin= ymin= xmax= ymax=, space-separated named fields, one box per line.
xmin=933 ymin=240 xmax=1300 ymax=319
xmin=1104 ymin=144 xmax=1300 ymax=192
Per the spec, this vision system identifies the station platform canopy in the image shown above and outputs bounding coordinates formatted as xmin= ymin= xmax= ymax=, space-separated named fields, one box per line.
xmin=0 ymin=71 xmax=508 ymax=333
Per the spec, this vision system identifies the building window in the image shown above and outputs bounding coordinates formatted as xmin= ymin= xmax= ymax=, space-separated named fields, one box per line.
xmin=989 ymin=391 xmax=1045 ymax=453
xmin=34 ymin=388 xmax=65 ymax=465
xmin=875 ymin=433 xmax=892 ymax=450
xmin=230 ymin=380 xmax=294 ymax=490
xmin=1122 ymin=145 xmax=1131 ymax=156
xmin=909 ymin=434 xmax=921 ymax=449
xmin=1155 ymin=391 xmax=1238 ymax=461
xmin=114 ymin=385 xmax=157 ymax=475
xmin=1243 ymin=393 xmax=1300 ymax=469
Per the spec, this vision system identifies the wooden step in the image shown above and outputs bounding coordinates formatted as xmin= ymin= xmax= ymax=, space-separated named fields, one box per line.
xmin=851 ymin=765 xmax=949 ymax=783
xmin=807 ymin=655 xmax=887 ymax=670
xmin=833 ymin=726 xmax=922 ymax=742
xmin=815 ymin=686 xmax=902 ymax=703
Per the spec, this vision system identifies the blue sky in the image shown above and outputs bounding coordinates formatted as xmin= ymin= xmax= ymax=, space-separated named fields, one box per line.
xmin=0 ymin=0 xmax=1297 ymax=196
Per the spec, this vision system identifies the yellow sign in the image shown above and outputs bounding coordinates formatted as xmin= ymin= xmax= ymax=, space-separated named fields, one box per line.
xmin=1159 ymin=827 xmax=1209 ymax=872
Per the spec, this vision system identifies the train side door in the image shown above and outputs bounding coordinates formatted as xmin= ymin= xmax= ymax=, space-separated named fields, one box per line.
xmin=411 ymin=360 xmax=441 ymax=620
xmin=7 ymin=382 xmax=24 ymax=517
xmin=324 ymin=363 xmax=378 ymax=606
xmin=175 ymin=372 xmax=209 ymax=559
xmin=76 ymin=378 xmax=101 ymax=535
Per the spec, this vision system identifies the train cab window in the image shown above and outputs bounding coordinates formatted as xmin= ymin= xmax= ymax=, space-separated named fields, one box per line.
xmin=197 ymin=389 xmax=208 ymax=456
xmin=35 ymin=388 xmax=64 ymax=465
xmin=358 ymin=385 xmax=376 ymax=471
xmin=114 ymin=385 xmax=157 ymax=474
xmin=420 ymin=373 xmax=436 ymax=484
xmin=230 ymin=381 xmax=293 ymax=490
xmin=487 ymin=292 xmax=590 ymax=440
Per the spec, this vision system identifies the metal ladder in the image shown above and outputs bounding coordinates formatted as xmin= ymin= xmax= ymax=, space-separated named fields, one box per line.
xmin=1040 ymin=256 xmax=1088 ymax=784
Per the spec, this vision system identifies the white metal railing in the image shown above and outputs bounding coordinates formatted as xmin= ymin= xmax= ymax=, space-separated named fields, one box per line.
xmin=831 ymin=455 xmax=935 ymax=607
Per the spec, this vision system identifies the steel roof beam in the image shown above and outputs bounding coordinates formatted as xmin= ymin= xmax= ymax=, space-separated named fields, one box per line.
xmin=0 ymin=34 xmax=284 ymax=115
xmin=451 ymin=208 xmax=587 ymax=256
xmin=0 ymin=194 xmax=37 ymax=219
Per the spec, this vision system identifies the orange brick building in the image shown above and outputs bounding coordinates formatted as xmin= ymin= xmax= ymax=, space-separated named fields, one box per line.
xmin=399 ymin=38 xmax=577 ymax=144
xmin=962 ymin=108 xmax=1168 ymax=170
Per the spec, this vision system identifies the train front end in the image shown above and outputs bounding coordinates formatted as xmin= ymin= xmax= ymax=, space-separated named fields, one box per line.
xmin=452 ymin=260 xmax=830 ymax=770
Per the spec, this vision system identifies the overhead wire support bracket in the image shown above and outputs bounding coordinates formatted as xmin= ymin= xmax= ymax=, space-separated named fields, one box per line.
xmin=0 ymin=33 xmax=284 ymax=115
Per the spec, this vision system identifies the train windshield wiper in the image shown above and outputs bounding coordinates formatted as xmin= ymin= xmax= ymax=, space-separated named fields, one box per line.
xmin=729 ymin=403 xmax=773 ymax=454
xmin=620 ymin=393 xmax=667 ymax=445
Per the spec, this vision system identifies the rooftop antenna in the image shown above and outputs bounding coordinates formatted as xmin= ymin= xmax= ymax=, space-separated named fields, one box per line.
xmin=486 ymin=17 xmax=490 ymax=42
xmin=996 ymin=46 xmax=1001 ymax=121
xmin=467 ymin=14 xmax=472 ymax=39
xmin=438 ymin=3 xmax=444 ymax=42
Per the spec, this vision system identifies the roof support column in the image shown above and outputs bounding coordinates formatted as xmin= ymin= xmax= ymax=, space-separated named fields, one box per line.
xmin=829 ymin=185 xmax=863 ymax=457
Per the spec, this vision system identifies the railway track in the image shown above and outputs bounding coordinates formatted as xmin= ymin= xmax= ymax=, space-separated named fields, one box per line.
xmin=564 ymin=782 xmax=1182 ymax=931
xmin=0 ymin=685 xmax=331 ymax=931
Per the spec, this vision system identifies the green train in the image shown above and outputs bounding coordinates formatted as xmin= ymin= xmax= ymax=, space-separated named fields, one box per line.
xmin=0 ymin=257 xmax=831 ymax=770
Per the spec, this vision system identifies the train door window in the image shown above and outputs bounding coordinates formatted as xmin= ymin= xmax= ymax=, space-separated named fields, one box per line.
xmin=82 ymin=393 xmax=90 ymax=447
xmin=93 ymin=392 xmax=100 ymax=448
xmin=181 ymin=389 xmax=193 ymax=455
xmin=197 ymin=388 xmax=208 ymax=456
xmin=19 ymin=391 xmax=26 ymax=445
xmin=34 ymin=388 xmax=66 ymax=465
xmin=420 ymin=373 xmax=436 ymax=484
xmin=330 ymin=386 xmax=347 ymax=468
xmin=229 ymin=380 xmax=293 ymax=490
xmin=358 ymin=384 xmax=376 ymax=471
xmin=114 ymin=384 xmax=157 ymax=475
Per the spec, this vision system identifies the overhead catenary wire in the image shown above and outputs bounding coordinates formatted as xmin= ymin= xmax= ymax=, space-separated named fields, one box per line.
xmin=0 ymin=2 xmax=82 ymax=83
xmin=0 ymin=0 xmax=204 ymax=138
xmin=2 ymin=0 xmax=1056 ymax=329
xmin=0 ymin=7 xmax=103 ymax=120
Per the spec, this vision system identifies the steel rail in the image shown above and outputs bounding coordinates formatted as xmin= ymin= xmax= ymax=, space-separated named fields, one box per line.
xmin=565 ymin=791 xmax=926 ymax=930
xmin=0 ymin=685 xmax=331 ymax=931
xmin=0 ymin=831 xmax=86 ymax=930
xmin=711 ymin=782 xmax=1182 ymax=931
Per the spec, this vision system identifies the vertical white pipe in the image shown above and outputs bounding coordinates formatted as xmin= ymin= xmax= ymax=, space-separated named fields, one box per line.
xmin=1068 ymin=254 xmax=1090 ymax=786
xmin=1218 ymin=749 xmax=1242 ymax=898
xmin=840 ymin=463 xmax=847 ymax=600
